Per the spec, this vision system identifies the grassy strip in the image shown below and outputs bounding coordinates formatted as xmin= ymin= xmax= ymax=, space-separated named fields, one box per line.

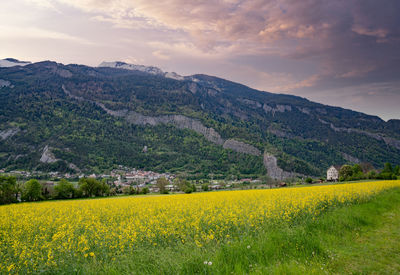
xmin=69 ymin=187 xmax=400 ymax=274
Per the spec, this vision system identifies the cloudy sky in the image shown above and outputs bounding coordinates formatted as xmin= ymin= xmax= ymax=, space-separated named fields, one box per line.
xmin=1 ymin=0 xmax=399 ymax=120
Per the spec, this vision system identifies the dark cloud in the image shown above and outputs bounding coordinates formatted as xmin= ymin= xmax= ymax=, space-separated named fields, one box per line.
xmin=6 ymin=0 xmax=400 ymax=119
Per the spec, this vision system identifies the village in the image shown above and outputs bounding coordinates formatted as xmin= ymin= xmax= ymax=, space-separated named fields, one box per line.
xmin=1 ymin=161 xmax=398 ymax=200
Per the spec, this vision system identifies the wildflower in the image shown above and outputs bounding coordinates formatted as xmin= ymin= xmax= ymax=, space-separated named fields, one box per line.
xmin=0 ymin=180 xmax=398 ymax=273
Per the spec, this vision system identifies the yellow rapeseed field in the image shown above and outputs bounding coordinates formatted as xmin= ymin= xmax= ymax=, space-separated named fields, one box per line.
xmin=0 ymin=180 xmax=399 ymax=273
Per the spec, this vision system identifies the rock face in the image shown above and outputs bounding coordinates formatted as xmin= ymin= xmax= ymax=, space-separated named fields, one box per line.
xmin=298 ymin=107 xmax=311 ymax=115
xmin=223 ymin=139 xmax=261 ymax=156
xmin=263 ymin=153 xmax=299 ymax=180
xmin=40 ymin=145 xmax=58 ymax=163
xmin=125 ymin=111 xmax=225 ymax=145
xmin=238 ymin=98 xmax=262 ymax=109
xmin=382 ymin=137 xmax=400 ymax=150
xmin=263 ymin=104 xmax=292 ymax=115
xmin=341 ymin=152 xmax=361 ymax=164
xmin=0 ymin=79 xmax=11 ymax=88
xmin=328 ymin=122 xmax=400 ymax=150
xmin=0 ymin=58 xmax=31 ymax=67
xmin=62 ymin=85 xmax=296 ymax=175
xmin=0 ymin=128 xmax=19 ymax=140
xmin=55 ymin=68 xmax=72 ymax=78
xmin=96 ymin=104 xmax=263 ymax=155
xmin=98 ymin=61 xmax=184 ymax=80
xmin=99 ymin=61 xmax=165 ymax=75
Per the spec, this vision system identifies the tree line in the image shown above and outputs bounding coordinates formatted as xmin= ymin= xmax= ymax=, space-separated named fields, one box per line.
xmin=339 ymin=162 xmax=400 ymax=182
xmin=0 ymin=176 xmax=112 ymax=205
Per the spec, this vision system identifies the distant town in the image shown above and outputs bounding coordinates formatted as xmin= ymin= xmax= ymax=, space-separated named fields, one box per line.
xmin=1 ymin=161 xmax=399 ymax=201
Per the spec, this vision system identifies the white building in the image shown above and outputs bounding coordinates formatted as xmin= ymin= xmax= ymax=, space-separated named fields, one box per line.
xmin=327 ymin=166 xmax=339 ymax=181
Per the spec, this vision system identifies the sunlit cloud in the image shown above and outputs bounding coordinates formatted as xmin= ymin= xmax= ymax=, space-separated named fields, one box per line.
xmin=152 ymin=50 xmax=170 ymax=60
xmin=0 ymin=26 xmax=94 ymax=45
xmin=2 ymin=0 xmax=400 ymax=119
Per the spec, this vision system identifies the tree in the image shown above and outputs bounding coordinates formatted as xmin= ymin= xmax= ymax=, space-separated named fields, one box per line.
xmin=367 ymin=170 xmax=377 ymax=179
xmin=141 ymin=187 xmax=149 ymax=194
xmin=379 ymin=162 xmax=395 ymax=180
xmin=22 ymin=179 xmax=42 ymax=201
xmin=175 ymin=178 xmax=195 ymax=193
xmin=54 ymin=179 xmax=75 ymax=199
xmin=122 ymin=186 xmax=134 ymax=195
xmin=352 ymin=164 xmax=362 ymax=174
xmin=78 ymin=178 xmax=101 ymax=197
xmin=305 ymin=177 xmax=313 ymax=184
xmin=339 ymin=165 xmax=353 ymax=181
xmin=156 ymin=177 xmax=169 ymax=194
xmin=0 ymin=176 xmax=17 ymax=205
xmin=99 ymin=179 xmax=110 ymax=196
xmin=383 ymin=162 xmax=393 ymax=174
xmin=394 ymin=165 xmax=400 ymax=176
xmin=351 ymin=164 xmax=365 ymax=180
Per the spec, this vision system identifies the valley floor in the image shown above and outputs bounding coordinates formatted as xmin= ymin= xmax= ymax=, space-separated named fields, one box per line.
xmin=2 ymin=183 xmax=399 ymax=274
xmin=80 ymin=187 xmax=400 ymax=274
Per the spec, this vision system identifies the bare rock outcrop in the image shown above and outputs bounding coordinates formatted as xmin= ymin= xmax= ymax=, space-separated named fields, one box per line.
xmin=263 ymin=104 xmax=292 ymax=116
xmin=62 ymin=85 xmax=296 ymax=175
xmin=96 ymin=104 xmax=264 ymax=154
xmin=0 ymin=79 xmax=11 ymax=88
xmin=55 ymin=68 xmax=72 ymax=78
xmin=223 ymin=139 xmax=261 ymax=156
xmin=382 ymin=137 xmax=400 ymax=150
xmin=328 ymin=122 xmax=400 ymax=150
xmin=238 ymin=98 xmax=262 ymax=109
xmin=187 ymin=83 xmax=198 ymax=94
xmin=125 ymin=112 xmax=226 ymax=145
xmin=298 ymin=107 xmax=311 ymax=115
xmin=341 ymin=152 xmax=361 ymax=164
xmin=40 ymin=145 xmax=58 ymax=163
xmin=0 ymin=128 xmax=19 ymax=140
xmin=263 ymin=153 xmax=299 ymax=180
xmin=62 ymin=85 xmax=84 ymax=101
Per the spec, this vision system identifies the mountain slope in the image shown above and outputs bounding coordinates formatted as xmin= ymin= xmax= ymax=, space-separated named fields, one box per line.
xmin=0 ymin=59 xmax=399 ymax=178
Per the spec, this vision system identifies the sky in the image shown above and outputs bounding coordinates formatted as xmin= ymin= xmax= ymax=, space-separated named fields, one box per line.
xmin=1 ymin=0 xmax=399 ymax=121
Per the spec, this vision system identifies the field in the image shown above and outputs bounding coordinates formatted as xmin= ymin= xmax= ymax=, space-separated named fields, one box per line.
xmin=1 ymin=181 xmax=400 ymax=274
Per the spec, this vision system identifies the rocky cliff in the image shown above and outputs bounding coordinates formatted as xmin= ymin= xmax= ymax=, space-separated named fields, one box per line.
xmin=263 ymin=153 xmax=300 ymax=180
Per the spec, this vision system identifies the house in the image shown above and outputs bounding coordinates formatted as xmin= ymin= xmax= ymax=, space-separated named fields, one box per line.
xmin=327 ymin=166 xmax=339 ymax=181
xmin=210 ymin=184 xmax=221 ymax=190
xmin=165 ymin=184 xmax=175 ymax=191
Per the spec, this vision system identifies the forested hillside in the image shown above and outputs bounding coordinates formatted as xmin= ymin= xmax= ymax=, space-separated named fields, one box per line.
xmin=1 ymin=60 xmax=399 ymax=178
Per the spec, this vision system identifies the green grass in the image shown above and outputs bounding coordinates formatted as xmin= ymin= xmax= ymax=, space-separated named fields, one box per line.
xmin=57 ymin=187 xmax=400 ymax=275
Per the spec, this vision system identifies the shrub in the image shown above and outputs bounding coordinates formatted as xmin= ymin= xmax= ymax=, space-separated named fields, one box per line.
xmin=22 ymin=179 xmax=43 ymax=202
xmin=305 ymin=177 xmax=313 ymax=184
xmin=54 ymin=179 xmax=75 ymax=199
xmin=0 ymin=176 xmax=17 ymax=205
xmin=202 ymin=184 xmax=209 ymax=191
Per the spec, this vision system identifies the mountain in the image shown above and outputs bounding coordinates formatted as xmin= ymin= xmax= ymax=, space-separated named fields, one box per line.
xmin=0 ymin=58 xmax=31 ymax=68
xmin=99 ymin=61 xmax=184 ymax=80
xmin=0 ymin=59 xmax=399 ymax=179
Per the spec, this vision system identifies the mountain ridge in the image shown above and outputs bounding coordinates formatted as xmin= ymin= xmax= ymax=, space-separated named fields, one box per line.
xmin=0 ymin=59 xmax=399 ymax=178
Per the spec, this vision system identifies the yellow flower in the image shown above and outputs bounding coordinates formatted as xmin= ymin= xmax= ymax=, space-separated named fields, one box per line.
xmin=0 ymin=180 xmax=399 ymax=273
